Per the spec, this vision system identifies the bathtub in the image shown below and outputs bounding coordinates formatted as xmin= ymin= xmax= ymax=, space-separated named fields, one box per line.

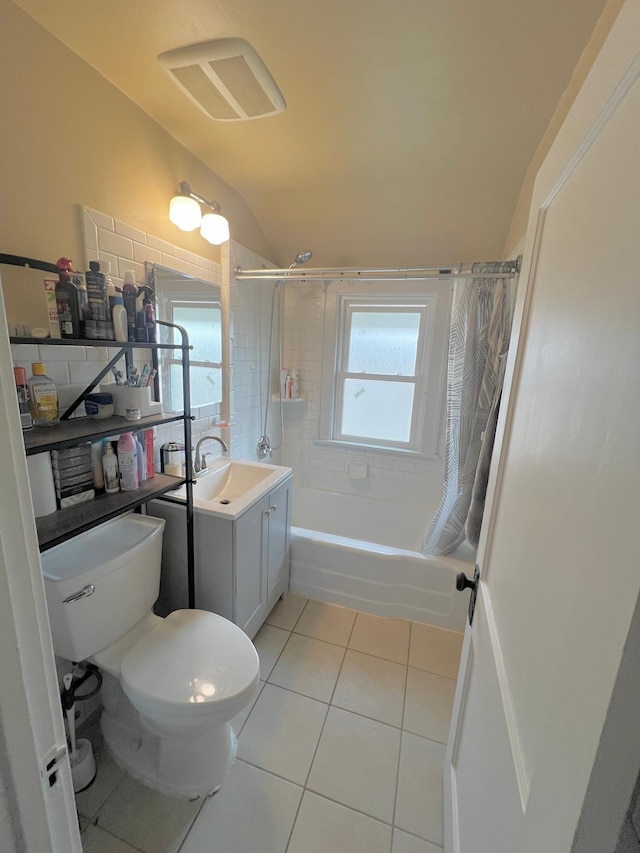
xmin=290 ymin=487 xmax=476 ymax=632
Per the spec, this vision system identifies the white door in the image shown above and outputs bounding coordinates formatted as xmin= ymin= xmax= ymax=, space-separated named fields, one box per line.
xmin=0 ymin=276 xmax=81 ymax=851
xmin=444 ymin=3 xmax=640 ymax=851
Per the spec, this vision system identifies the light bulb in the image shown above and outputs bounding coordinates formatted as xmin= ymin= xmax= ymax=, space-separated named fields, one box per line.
xmin=169 ymin=194 xmax=202 ymax=231
xmin=200 ymin=211 xmax=230 ymax=245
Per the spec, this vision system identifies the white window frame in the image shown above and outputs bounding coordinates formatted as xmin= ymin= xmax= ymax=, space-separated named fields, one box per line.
xmin=319 ymin=280 xmax=451 ymax=457
xmin=163 ymin=298 xmax=223 ymax=412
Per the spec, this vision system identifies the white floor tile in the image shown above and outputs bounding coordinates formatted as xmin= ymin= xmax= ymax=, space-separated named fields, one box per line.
xmin=253 ymin=623 xmax=290 ymax=680
xmin=307 ymin=706 xmax=401 ymax=823
xmin=288 ymin=791 xmax=392 ymax=853
xmin=393 ymin=828 xmax=443 ymax=853
xmin=332 ymin=649 xmax=407 ymax=727
xmin=395 ymin=732 xmax=445 ymax=846
xmin=266 ymin=592 xmax=308 ymax=630
xmin=81 ymin=824 xmax=142 ymax=853
xmin=95 ymin=774 xmax=201 ymax=853
xmin=403 ymin=667 xmax=456 ymax=743
xmin=238 ymin=683 xmax=328 ymax=784
xmin=349 ymin=612 xmax=411 ymax=664
xmin=180 ymin=760 xmax=302 ymax=853
xmin=294 ymin=599 xmax=357 ymax=646
xmin=268 ymin=632 xmax=346 ymax=702
xmin=408 ymin=623 xmax=463 ymax=679
xmin=232 ymin=680 xmax=265 ymax=736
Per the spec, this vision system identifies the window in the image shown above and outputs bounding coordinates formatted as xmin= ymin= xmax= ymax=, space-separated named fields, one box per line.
xmin=166 ymin=301 xmax=222 ymax=411
xmin=320 ymin=281 xmax=451 ymax=455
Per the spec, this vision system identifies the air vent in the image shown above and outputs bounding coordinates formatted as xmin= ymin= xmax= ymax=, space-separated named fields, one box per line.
xmin=158 ymin=38 xmax=286 ymax=121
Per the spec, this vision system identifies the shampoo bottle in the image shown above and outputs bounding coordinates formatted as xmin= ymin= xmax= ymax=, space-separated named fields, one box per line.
xmin=28 ymin=363 xmax=59 ymax=426
xmin=111 ymin=294 xmax=128 ymax=343
xmin=102 ymin=441 xmax=119 ymax=494
xmin=135 ymin=433 xmax=146 ymax=484
xmin=14 ymin=367 xmax=33 ymax=431
xmin=117 ymin=432 xmax=139 ymax=491
xmin=85 ymin=261 xmax=108 ymax=336
xmin=122 ymin=270 xmax=137 ymax=342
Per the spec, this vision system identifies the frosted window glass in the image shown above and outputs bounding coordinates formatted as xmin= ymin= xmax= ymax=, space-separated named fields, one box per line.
xmin=347 ymin=312 xmax=420 ymax=375
xmin=173 ymin=306 xmax=222 ymax=362
xmin=341 ymin=378 xmax=414 ymax=442
xmin=170 ymin=364 xmax=222 ymax=410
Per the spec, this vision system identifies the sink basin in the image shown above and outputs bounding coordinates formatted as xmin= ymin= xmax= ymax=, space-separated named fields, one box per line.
xmin=168 ymin=457 xmax=292 ymax=520
xmin=193 ymin=461 xmax=272 ymax=501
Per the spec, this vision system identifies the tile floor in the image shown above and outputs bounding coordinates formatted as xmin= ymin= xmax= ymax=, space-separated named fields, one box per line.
xmin=77 ymin=594 xmax=463 ymax=853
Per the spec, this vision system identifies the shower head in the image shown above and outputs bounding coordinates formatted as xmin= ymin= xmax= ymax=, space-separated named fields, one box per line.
xmin=294 ymin=250 xmax=313 ymax=265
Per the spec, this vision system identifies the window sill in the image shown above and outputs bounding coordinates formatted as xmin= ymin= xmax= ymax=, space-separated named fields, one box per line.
xmin=312 ymin=438 xmax=441 ymax=461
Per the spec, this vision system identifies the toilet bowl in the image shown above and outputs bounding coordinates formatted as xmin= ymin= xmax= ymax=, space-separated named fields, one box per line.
xmin=41 ymin=514 xmax=260 ymax=798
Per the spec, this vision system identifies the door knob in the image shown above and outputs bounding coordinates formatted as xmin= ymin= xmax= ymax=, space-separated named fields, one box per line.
xmin=456 ymin=565 xmax=480 ymax=626
xmin=456 ymin=572 xmax=477 ymax=592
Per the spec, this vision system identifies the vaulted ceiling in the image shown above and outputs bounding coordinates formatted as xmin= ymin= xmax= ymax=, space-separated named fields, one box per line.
xmin=13 ymin=0 xmax=609 ymax=267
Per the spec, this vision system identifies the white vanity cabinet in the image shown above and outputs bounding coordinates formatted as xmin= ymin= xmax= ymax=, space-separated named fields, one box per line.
xmin=151 ymin=473 xmax=292 ymax=639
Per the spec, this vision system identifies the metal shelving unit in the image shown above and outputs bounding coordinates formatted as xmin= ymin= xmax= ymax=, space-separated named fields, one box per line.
xmin=10 ymin=323 xmax=197 ymax=606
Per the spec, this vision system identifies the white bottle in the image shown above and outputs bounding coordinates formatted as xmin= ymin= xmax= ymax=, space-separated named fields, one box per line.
xmin=135 ymin=434 xmax=146 ymax=483
xmin=117 ymin=432 xmax=139 ymax=491
xmin=102 ymin=441 xmax=119 ymax=494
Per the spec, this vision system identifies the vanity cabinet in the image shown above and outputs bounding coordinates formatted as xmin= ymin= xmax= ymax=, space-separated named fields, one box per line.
xmin=151 ymin=474 xmax=292 ymax=639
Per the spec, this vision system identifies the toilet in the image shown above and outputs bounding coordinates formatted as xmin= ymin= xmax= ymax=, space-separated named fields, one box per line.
xmin=41 ymin=513 xmax=259 ymax=799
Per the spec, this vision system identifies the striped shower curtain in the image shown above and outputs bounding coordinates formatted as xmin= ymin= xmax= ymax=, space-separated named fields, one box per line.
xmin=423 ymin=272 xmax=514 ymax=556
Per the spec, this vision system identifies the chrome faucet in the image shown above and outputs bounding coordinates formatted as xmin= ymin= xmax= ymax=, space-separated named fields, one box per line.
xmin=194 ymin=435 xmax=229 ymax=473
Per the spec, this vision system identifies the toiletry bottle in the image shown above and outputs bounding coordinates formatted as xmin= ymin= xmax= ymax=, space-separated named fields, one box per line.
xmin=100 ymin=260 xmax=116 ymax=340
xmin=102 ymin=441 xmax=120 ymax=494
xmin=111 ymin=294 xmax=128 ymax=342
xmin=145 ymin=299 xmax=156 ymax=343
xmin=14 ymin=367 xmax=33 ymax=430
xmin=135 ymin=433 xmax=146 ymax=483
xmin=85 ymin=261 xmax=108 ymax=337
xmin=117 ymin=432 xmax=139 ymax=491
xmin=291 ymin=370 xmax=299 ymax=400
xmin=91 ymin=441 xmax=105 ymax=494
xmin=285 ymin=373 xmax=292 ymax=399
xmin=28 ymin=363 xmax=59 ymax=426
xmin=55 ymin=257 xmax=88 ymax=338
xmin=122 ymin=270 xmax=137 ymax=342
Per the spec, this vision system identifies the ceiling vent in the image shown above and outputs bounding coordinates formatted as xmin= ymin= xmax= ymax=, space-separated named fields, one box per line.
xmin=158 ymin=38 xmax=286 ymax=121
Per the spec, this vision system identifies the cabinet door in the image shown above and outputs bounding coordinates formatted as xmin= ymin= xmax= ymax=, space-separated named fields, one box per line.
xmin=233 ymin=494 xmax=269 ymax=638
xmin=266 ymin=477 xmax=292 ymax=609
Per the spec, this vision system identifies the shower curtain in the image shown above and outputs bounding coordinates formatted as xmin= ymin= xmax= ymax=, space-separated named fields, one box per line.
xmin=423 ymin=271 xmax=514 ymax=556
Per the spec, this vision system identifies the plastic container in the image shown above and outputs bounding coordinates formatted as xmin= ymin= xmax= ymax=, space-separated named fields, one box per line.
xmin=84 ymin=392 xmax=114 ymax=419
xmin=102 ymin=441 xmax=119 ymax=494
xmin=112 ymin=297 xmax=128 ymax=343
xmin=14 ymin=367 xmax=33 ymax=430
xmin=85 ymin=261 xmax=108 ymax=327
xmin=122 ymin=270 xmax=137 ymax=342
xmin=28 ymin=363 xmax=59 ymax=426
xmin=117 ymin=432 xmax=138 ymax=491
xmin=26 ymin=453 xmax=57 ymax=517
xmin=135 ymin=434 xmax=146 ymax=484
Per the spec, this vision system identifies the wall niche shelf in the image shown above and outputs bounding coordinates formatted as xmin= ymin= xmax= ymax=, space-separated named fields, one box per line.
xmin=271 ymin=394 xmax=306 ymax=403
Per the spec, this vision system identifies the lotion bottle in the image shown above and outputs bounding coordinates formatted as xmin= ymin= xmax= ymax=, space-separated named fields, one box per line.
xmin=102 ymin=441 xmax=119 ymax=494
xmin=117 ymin=432 xmax=138 ymax=491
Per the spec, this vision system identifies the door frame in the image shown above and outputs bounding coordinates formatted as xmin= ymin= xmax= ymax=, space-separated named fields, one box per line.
xmin=0 ymin=276 xmax=81 ymax=851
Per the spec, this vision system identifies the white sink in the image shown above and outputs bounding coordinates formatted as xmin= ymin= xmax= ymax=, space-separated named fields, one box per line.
xmin=169 ymin=457 xmax=291 ymax=519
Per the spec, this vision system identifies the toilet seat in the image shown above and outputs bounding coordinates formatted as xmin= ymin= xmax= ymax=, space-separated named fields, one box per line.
xmin=120 ymin=609 xmax=260 ymax=718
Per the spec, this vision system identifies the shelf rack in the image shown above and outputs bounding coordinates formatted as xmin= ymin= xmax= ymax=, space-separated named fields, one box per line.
xmin=10 ymin=324 xmax=197 ymax=607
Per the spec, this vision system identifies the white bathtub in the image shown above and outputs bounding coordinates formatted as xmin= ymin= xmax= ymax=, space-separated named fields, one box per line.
xmin=290 ymin=487 xmax=476 ymax=631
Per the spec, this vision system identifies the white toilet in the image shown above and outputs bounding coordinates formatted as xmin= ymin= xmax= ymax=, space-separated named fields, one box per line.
xmin=41 ymin=513 xmax=260 ymax=799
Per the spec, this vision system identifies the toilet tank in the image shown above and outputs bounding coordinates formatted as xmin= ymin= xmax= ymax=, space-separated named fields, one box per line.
xmin=41 ymin=514 xmax=165 ymax=662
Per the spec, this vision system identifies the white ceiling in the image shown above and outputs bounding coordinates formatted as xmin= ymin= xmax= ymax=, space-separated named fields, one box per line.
xmin=14 ymin=0 xmax=608 ymax=267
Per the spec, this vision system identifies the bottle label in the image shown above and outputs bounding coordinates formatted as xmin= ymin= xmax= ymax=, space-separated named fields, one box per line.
xmin=32 ymin=385 xmax=58 ymax=421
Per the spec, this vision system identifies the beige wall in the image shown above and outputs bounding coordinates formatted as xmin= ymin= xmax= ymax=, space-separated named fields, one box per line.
xmin=503 ymin=0 xmax=625 ymax=254
xmin=0 ymin=2 xmax=271 ymax=285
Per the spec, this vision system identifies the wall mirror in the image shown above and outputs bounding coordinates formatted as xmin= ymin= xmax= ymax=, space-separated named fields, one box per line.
xmin=148 ymin=263 xmax=223 ymax=412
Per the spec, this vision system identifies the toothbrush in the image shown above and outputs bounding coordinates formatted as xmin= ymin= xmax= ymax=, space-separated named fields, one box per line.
xmin=138 ymin=364 xmax=152 ymax=387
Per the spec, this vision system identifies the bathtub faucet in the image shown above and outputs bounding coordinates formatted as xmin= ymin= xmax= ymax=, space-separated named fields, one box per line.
xmin=194 ymin=435 xmax=229 ymax=473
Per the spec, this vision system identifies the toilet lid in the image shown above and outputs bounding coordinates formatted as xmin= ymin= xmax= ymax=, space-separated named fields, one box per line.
xmin=120 ymin=609 xmax=259 ymax=714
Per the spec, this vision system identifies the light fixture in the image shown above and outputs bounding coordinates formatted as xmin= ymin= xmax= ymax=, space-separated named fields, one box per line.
xmin=169 ymin=181 xmax=230 ymax=244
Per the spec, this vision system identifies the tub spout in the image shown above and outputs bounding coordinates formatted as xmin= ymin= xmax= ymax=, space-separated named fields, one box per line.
xmin=194 ymin=435 xmax=229 ymax=473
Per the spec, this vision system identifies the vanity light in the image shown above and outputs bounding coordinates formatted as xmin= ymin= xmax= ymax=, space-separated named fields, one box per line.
xmin=169 ymin=181 xmax=230 ymax=244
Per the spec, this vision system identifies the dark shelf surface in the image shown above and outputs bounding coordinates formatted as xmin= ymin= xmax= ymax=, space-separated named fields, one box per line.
xmin=10 ymin=336 xmax=189 ymax=350
xmin=23 ymin=413 xmax=185 ymax=455
xmin=36 ymin=474 xmax=185 ymax=551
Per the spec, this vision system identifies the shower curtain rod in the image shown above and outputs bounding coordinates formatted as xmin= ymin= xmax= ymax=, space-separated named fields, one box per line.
xmin=234 ymin=258 xmax=521 ymax=282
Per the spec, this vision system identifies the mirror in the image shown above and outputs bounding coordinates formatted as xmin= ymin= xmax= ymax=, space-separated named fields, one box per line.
xmin=148 ymin=264 xmax=223 ymax=412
